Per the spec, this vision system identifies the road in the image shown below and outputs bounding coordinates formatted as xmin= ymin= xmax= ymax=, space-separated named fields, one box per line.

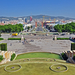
xmin=36 ymin=25 xmax=43 ymax=31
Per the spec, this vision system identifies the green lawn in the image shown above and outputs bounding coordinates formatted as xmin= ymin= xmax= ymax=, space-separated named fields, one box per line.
xmin=16 ymin=52 xmax=62 ymax=60
xmin=0 ymin=62 xmax=75 ymax=75
xmin=0 ymin=58 xmax=75 ymax=75
xmin=0 ymin=59 xmax=2 ymax=62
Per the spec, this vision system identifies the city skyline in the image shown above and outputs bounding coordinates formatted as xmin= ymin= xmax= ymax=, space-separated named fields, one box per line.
xmin=0 ymin=0 xmax=75 ymax=18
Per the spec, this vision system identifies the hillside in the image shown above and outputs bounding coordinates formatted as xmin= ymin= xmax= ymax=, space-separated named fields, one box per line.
xmin=0 ymin=15 xmax=75 ymax=21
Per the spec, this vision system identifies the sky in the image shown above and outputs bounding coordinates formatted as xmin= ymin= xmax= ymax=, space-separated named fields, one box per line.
xmin=0 ymin=0 xmax=75 ymax=18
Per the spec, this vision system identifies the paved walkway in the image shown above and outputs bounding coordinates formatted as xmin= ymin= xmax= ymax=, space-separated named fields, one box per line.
xmin=29 ymin=39 xmax=73 ymax=54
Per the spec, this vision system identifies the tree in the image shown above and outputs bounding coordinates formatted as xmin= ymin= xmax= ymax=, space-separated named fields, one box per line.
xmin=0 ymin=24 xmax=24 ymax=33
xmin=27 ymin=26 xmax=30 ymax=30
xmin=54 ymin=22 xmax=75 ymax=33
xmin=31 ymin=26 xmax=32 ymax=28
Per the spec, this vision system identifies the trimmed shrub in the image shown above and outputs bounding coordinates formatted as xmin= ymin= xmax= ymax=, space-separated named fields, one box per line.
xmin=0 ymin=34 xmax=1 ymax=37
xmin=53 ymin=33 xmax=59 ymax=35
xmin=11 ymin=53 xmax=16 ymax=61
xmin=0 ymin=55 xmax=3 ymax=60
xmin=0 ymin=38 xmax=4 ymax=40
xmin=0 ymin=55 xmax=3 ymax=62
xmin=1 ymin=43 xmax=7 ymax=51
xmin=8 ymin=38 xmax=21 ymax=40
xmin=73 ymin=54 xmax=75 ymax=60
xmin=0 ymin=44 xmax=1 ymax=50
xmin=0 ymin=32 xmax=1 ymax=37
xmin=71 ymin=43 xmax=75 ymax=50
xmin=57 ymin=38 xmax=69 ymax=40
xmin=61 ymin=53 xmax=68 ymax=60
xmin=53 ymin=38 xmax=54 ymax=40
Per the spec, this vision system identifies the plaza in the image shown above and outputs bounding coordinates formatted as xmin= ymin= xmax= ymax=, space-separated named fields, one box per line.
xmin=0 ymin=34 xmax=73 ymax=55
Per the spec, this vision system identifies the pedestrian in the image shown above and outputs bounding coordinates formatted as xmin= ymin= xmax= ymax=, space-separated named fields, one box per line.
xmin=10 ymin=43 xmax=12 ymax=46
xmin=22 ymin=41 xmax=24 ymax=45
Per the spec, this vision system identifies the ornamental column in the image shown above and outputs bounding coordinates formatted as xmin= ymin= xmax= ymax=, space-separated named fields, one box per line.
xmin=41 ymin=22 xmax=43 ymax=27
xmin=35 ymin=22 xmax=37 ymax=27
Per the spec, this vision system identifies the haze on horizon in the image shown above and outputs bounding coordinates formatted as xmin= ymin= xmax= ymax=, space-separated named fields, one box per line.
xmin=0 ymin=0 xmax=75 ymax=18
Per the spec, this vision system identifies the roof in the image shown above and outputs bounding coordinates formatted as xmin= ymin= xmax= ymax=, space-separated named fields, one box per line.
xmin=0 ymin=23 xmax=4 ymax=25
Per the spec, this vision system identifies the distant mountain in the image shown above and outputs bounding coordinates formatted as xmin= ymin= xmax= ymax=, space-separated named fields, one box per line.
xmin=0 ymin=15 xmax=75 ymax=21
xmin=31 ymin=15 xmax=75 ymax=20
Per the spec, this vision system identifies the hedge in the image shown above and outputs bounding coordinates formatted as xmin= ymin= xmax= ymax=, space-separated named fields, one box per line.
xmin=61 ymin=53 xmax=68 ymax=60
xmin=10 ymin=53 xmax=16 ymax=61
xmin=71 ymin=43 xmax=75 ymax=50
xmin=73 ymin=54 xmax=75 ymax=60
xmin=0 ymin=44 xmax=1 ymax=50
xmin=8 ymin=38 xmax=21 ymax=40
xmin=57 ymin=38 xmax=69 ymax=40
xmin=0 ymin=43 xmax=7 ymax=51
xmin=53 ymin=33 xmax=59 ymax=35
xmin=0 ymin=55 xmax=3 ymax=60
xmin=0 ymin=38 xmax=4 ymax=40
xmin=0 ymin=33 xmax=1 ymax=37
xmin=0 ymin=55 xmax=3 ymax=62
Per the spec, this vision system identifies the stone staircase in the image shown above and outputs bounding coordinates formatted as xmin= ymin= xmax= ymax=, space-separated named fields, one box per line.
xmin=0 ymin=58 xmax=10 ymax=64
xmin=24 ymin=42 xmax=42 ymax=52
xmin=15 ymin=42 xmax=42 ymax=54
xmin=67 ymin=57 xmax=75 ymax=64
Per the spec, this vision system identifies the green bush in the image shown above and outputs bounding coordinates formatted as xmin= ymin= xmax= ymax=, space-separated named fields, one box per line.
xmin=8 ymin=38 xmax=21 ymax=40
xmin=57 ymin=38 xmax=69 ymax=40
xmin=0 ymin=44 xmax=1 ymax=50
xmin=53 ymin=33 xmax=59 ymax=35
xmin=53 ymin=38 xmax=54 ymax=40
xmin=61 ymin=53 xmax=68 ymax=60
xmin=73 ymin=54 xmax=75 ymax=60
xmin=11 ymin=53 xmax=16 ymax=61
xmin=0 ymin=38 xmax=4 ymax=40
xmin=0 ymin=33 xmax=1 ymax=37
xmin=71 ymin=43 xmax=75 ymax=50
xmin=0 ymin=55 xmax=3 ymax=60
xmin=1 ymin=43 xmax=7 ymax=51
xmin=0 ymin=55 xmax=3 ymax=62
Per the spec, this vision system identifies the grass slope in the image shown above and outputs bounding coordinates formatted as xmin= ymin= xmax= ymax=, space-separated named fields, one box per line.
xmin=16 ymin=52 xmax=62 ymax=60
